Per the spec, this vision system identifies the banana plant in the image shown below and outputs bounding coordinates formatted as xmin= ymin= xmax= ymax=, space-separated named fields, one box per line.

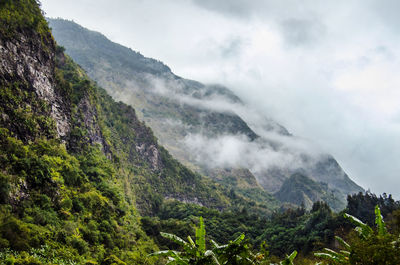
xmin=211 ymin=233 xmax=252 ymax=264
xmin=314 ymin=236 xmax=351 ymax=265
xmin=279 ymin=250 xmax=297 ymax=265
xmin=314 ymin=205 xmax=387 ymax=264
xmin=149 ymin=217 xmax=219 ymax=265
xmin=374 ymin=204 xmax=387 ymax=236
xmin=150 ymin=216 xmax=298 ymax=265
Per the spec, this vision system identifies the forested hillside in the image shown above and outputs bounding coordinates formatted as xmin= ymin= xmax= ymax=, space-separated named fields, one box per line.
xmin=0 ymin=1 xmax=399 ymax=264
xmin=0 ymin=0 xmax=240 ymax=263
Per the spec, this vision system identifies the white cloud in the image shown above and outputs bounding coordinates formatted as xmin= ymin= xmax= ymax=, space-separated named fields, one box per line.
xmin=183 ymin=133 xmax=311 ymax=175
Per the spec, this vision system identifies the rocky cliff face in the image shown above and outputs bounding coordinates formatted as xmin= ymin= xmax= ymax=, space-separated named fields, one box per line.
xmin=0 ymin=22 xmax=166 ymax=172
xmin=0 ymin=28 xmax=69 ymax=139
xmin=0 ymin=26 xmax=109 ymax=153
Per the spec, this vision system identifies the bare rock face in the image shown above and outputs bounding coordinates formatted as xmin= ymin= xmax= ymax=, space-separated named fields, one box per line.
xmin=0 ymin=31 xmax=70 ymax=139
xmin=164 ymin=196 xmax=204 ymax=207
xmin=135 ymin=143 xmax=162 ymax=171
xmin=0 ymin=30 xmax=113 ymax=156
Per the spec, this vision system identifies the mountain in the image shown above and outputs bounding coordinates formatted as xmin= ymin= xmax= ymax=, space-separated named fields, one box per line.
xmin=275 ymin=173 xmax=345 ymax=210
xmin=48 ymin=18 xmax=363 ymax=210
xmin=1 ymin=1 xmax=268 ymax=262
xmin=4 ymin=2 xmax=400 ymax=264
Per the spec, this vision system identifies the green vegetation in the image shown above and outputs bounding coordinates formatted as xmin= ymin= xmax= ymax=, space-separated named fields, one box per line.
xmin=142 ymin=200 xmax=341 ymax=257
xmin=150 ymin=205 xmax=400 ymax=265
xmin=1 ymin=1 xmax=400 ymax=264
xmin=150 ymin=216 xmax=298 ymax=265
xmin=346 ymin=192 xmax=399 ymax=226
xmin=0 ymin=128 xmax=157 ymax=264
xmin=0 ymin=0 xmax=53 ymax=47
xmin=315 ymin=205 xmax=400 ymax=264
xmin=0 ymin=245 xmax=79 ymax=265
xmin=0 ymin=81 xmax=57 ymax=142
xmin=0 ymin=1 xmax=260 ymax=263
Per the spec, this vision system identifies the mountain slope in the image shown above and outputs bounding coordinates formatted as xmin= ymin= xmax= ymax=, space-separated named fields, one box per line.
xmin=0 ymin=1 xmax=156 ymax=263
xmin=48 ymin=18 xmax=363 ymax=210
xmin=275 ymin=173 xmax=346 ymax=210
xmin=0 ymin=1 xmax=255 ymax=262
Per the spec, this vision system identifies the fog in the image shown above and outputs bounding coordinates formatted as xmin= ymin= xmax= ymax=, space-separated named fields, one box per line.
xmin=41 ymin=0 xmax=400 ymax=198
xmin=183 ymin=134 xmax=310 ymax=174
xmin=131 ymin=73 xmax=327 ymax=182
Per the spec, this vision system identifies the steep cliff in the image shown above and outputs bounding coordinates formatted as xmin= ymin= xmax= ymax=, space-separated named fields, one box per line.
xmin=0 ymin=1 xmax=155 ymax=263
xmin=0 ymin=1 xmax=238 ymax=263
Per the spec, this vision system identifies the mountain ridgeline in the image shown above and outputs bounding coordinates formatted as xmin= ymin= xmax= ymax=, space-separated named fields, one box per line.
xmin=48 ymin=18 xmax=363 ymax=210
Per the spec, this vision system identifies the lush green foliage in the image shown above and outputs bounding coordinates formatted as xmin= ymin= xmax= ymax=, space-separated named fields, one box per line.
xmin=0 ymin=81 xmax=57 ymax=142
xmin=142 ymin=200 xmax=342 ymax=258
xmin=1 ymin=2 xmax=246 ymax=263
xmin=150 ymin=216 xmax=298 ymax=265
xmin=142 ymin=194 xmax=400 ymax=264
xmin=0 ymin=128 xmax=157 ymax=264
xmin=0 ymin=245 xmax=80 ymax=265
xmin=0 ymin=0 xmax=53 ymax=47
xmin=346 ymin=192 xmax=400 ymax=227
xmin=315 ymin=205 xmax=400 ymax=264
xmin=153 ymin=205 xmax=400 ymax=264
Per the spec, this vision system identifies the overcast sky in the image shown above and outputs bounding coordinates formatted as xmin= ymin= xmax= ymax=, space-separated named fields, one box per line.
xmin=41 ymin=0 xmax=400 ymax=198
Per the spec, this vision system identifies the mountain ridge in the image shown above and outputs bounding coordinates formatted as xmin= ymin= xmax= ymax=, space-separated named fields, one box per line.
xmin=48 ymin=18 xmax=363 ymax=210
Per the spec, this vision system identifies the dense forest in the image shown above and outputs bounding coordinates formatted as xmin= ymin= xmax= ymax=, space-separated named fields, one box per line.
xmin=0 ymin=1 xmax=399 ymax=264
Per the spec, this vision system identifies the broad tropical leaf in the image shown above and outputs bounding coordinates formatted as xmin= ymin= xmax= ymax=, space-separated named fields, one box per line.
xmin=344 ymin=213 xmax=373 ymax=239
xmin=205 ymin=250 xmax=220 ymax=265
xmin=375 ymin=205 xmax=387 ymax=236
xmin=195 ymin=216 xmax=206 ymax=255
xmin=187 ymin=235 xmax=196 ymax=248
xmin=281 ymin=250 xmax=297 ymax=265
xmin=160 ymin=232 xmax=189 ymax=247
xmin=232 ymin=234 xmax=245 ymax=244
xmin=335 ymin=236 xmax=350 ymax=251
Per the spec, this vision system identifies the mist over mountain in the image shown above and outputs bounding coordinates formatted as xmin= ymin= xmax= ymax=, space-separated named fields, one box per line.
xmin=49 ymin=18 xmax=363 ymax=209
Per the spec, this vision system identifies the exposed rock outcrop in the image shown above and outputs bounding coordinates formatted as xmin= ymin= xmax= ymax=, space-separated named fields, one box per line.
xmin=0 ymin=31 xmax=70 ymax=139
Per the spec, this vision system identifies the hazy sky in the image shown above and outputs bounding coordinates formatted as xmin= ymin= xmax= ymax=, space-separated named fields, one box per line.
xmin=41 ymin=0 xmax=400 ymax=198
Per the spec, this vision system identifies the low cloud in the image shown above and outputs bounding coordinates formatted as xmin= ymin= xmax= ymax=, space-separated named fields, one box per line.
xmin=142 ymin=74 xmax=326 ymax=179
xmin=183 ymin=133 xmax=310 ymax=173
